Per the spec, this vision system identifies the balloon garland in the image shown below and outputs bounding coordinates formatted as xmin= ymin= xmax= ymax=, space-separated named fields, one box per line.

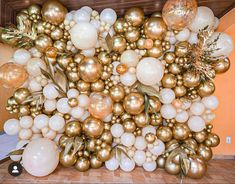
xmin=1 ymin=0 xmax=233 ymax=179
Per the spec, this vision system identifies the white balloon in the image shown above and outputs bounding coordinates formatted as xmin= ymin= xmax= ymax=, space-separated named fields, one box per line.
xmin=100 ymin=8 xmax=117 ymax=25
xmin=73 ymin=9 xmax=90 ymax=23
xmin=120 ymin=157 xmax=135 ymax=172
xmin=134 ymin=136 xmax=147 ymax=150
xmin=188 ymin=32 xmax=198 ymax=44
xmin=148 ymin=139 xmax=165 ymax=156
xmin=188 ymin=116 xmax=206 ymax=132
xmin=44 ymin=99 xmax=57 ymax=112
xmin=29 ymin=79 xmax=42 ymax=92
xmin=13 ymin=49 xmax=31 ymax=65
xmin=4 ymin=119 xmax=20 ymax=135
xmin=105 ymin=157 xmax=119 ymax=171
xmin=175 ymin=111 xmax=189 ymax=123
xmin=32 ymin=125 xmax=41 ymax=134
xmin=142 ymin=125 xmax=156 ymax=137
xmin=34 ymin=114 xmax=49 ymax=129
xmin=67 ymin=89 xmax=79 ymax=98
xmin=31 ymin=134 xmax=43 ymax=140
xmin=121 ymin=50 xmax=139 ymax=67
xmin=209 ymin=32 xmax=234 ymax=57
xmin=160 ymin=88 xmax=175 ymax=104
xmin=175 ymin=28 xmax=190 ymax=41
xmin=70 ymin=22 xmax=98 ymax=50
xmin=80 ymin=6 xmax=92 ymax=15
xmin=133 ymin=150 xmax=146 ymax=166
xmin=111 ymin=124 xmax=124 ymax=138
xmin=190 ymin=102 xmax=205 ymax=115
xmin=56 ymin=98 xmax=71 ymax=114
xmin=121 ymin=133 xmax=135 ymax=147
xmin=81 ymin=48 xmax=95 ymax=57
xmin=70 ymin=106 xmax=85 ymax=119
xmin=136 ymin=57 xmax=164 ymax=86
xmin=20 ymin=116 xmax=33 ymax=129
xmin=202 ymin=95 xmax=219 ymax=110
xmin=22 ymin=138 xmax=59 ymax=177
xmin=90 ymin=20 xmax=101 ymax=30
xmin=65 ymin=12 xmax=73 ymax=21
xmin=160 ymin=104 xmax=176 ymax=119
xmin=120 ymin=71 xmax=137 ymax=86
xmin=112 ymin=61 xmax=120 ymax=75
xmin=43 ymin=129 xmax=57 ymax=140
xmin=43 ymin=84 xmax=59 ymax=100
xmin=27 ymin=58 xmax=46 ymax=77
xmin=49 ymin=115 xmax=65 ymax=131
xmin=79 ymin=111 xmax=90 ymax=121
xmin=78 ymin=94 xmax=90 ymax=107
xmin=143 ymin=161 xmax=157 ymax=172
xmin=19 ymin=128 xmax=32 ymax=140
xmin=189 ymin=6 xmax=215 ymax=33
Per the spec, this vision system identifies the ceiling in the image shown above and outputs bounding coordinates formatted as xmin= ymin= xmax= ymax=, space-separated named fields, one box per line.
xmin=0 ymin=0 xmax=235 ymax=26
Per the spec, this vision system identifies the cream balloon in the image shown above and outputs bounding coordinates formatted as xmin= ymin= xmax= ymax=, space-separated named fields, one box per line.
xmin=134 ymin=136 xmax=147 ymax=150
xmin=148 ymin=139 xmax=165 ymax=155
xmin=44 ymin=99 xmax=57 ymax=112
xmin=67 ymin=89 xmax=79 ymax=98
xmin=160 ymin=104 xmax=177 ymax=119
xmin=49 ymin=115 xmax=65 ymax=131
xmin=120 ymin=71 xmax=137 ymax=86
xmin=142 ymin=125 xmax=156 ymax=137
xmin=19 ymin=129 xmax=32 ymax=140
xmin=143 ymin=161 xmax=157 ymax=172
xmin=13 ymin=49 xmax=31 ymax=65
xmin=160 ymin=88 xmax=175 ymax=104
xmin=4 ymin=119 xmax=20 ymax=135
xmin=111 ymin=123 xmax=124 ymax=138
xmin=22 ymin=138 xmax=59 ymax=177
xmin=100 ymin=8 xmax=117 ymax=25
xmin=133 ymin=150 xmax=146 ymax=166
xmin=43 ymin=84 xmax=59 ymax=100
xmin=188 ymin=116 xmax=206 ymax=132
xmin=105 ymin=156 xmax=119 ymax=171
xmin=70 ymin=22 xmax=98 ymax=50
xmin=202 ymin=95 xmax=219 ymax=110
xmin=78 ymin=94 xmax=90 ymax=108
xmin=73 ymin=9 xmax=90 ymax=23
xmin=190 ymin=102 xmax=205 ymax=116
xmin=120 ymin=50 xmax=139 ymax=67
xmin=70 ymin=106 xmax=85 ymax=119
xmin=26 ymin=58 xmax=46 ymax=77
xmin=19 ymin=116 xmax=33 ymax=129
xmin=120 ymin=157 xmax=135 ymax=172
xmin=136 ymin=57 xmax=164 ymax=86
xmin=34 ymin=114 xmax=49 ymax=130
xmin=175 ymin=110 xmax=189 ymax=123
xmin=175 ymin=28 xmax=190 ymax=41
xmin=56 ymin=98 xmax=71 ymax=114
xmin=121 ymin=133 xmax=135 ymax=147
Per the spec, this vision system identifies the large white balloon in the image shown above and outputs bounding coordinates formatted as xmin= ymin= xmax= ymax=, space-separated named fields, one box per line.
xmin=189 ymin=6 xmax=214 ymax=33
xmin=120 ymin=157 xmax=135 ymax=172
xmin=70 ymin=22 xmax=98 ymax=50
xmin=136 ymin=57 xmax=164 ymax=86
xmin=188 ymin=116 xmax=206 ymax=132
xmin=100 ymin=8 xmax=117 ymax=25
xmin=202 ymin=95 xmax=219 ymax=110
xmin=121 ymin=133 xmax=135 ymax=147
xmin=133 ymin=150 xmax=146 ymax=166
xmin=4 ymin=119 xmax=20 ymax=135
xmin=209 ymin=32 xmax=234 ymax=57
xmin=73 ymin=9 xmax=90 ymax=23
xmin=105 ymin=156 xmax=119 ymax=171
xmin=143 ymin=161 xmax=157 ymax=172
xmin=160 ymin=104 xmax=176 ymax=119
xmin=22 ymin=138 xmax=59 ymax=177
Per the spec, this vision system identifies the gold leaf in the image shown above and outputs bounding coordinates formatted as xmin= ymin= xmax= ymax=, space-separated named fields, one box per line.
xmin=105 ymin=33 xmax=113 ymax=53
xmin=137 ymin=84 xmax=161 ymax=99
xmin=72 ymin=137 xmax=83 ymax=156
xmin=54 ymin=69 xmax=67 ymax=93
xmin=144 ymin=94 xmax=150 ymax=123
xmin=181 ymin=158 xmax=190 ymax=176
xmin=64 ymin=137 xmax=74 ymax=156
xmin=8 ymin=149 xmax=24 ymax=156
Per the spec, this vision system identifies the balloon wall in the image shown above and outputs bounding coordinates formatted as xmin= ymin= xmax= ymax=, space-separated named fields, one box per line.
xmin=1 ymin=0 xmax=233 ymax=179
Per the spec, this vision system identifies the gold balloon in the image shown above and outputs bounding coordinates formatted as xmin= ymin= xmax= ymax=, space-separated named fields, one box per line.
xmin=59 ymin=135 xmax=69 ymax=148
xmin=88 ymin=92 xmax=113 ymax=119
xmin=101 ymin=131 xmax=113 ymax=144
xmin=188 ymin=155 xmax=207 ymax=179
xmin=147 ymin=46 xmax=163 ymax=58
xmin=166 ymin=139 xmax=179 ymax=150
xmin=13 ymin=88 xmax=30 ymax=104
xmin=77 ymin=80 xmax=90 ymax=92
xmin=98 ymin=52 xmax=111 ymax=65
xmin=67 ymin=71 xmax=79 ymax=82
xmin=151 ymin=12 xmax=162 ymax=18
xmin=193 ymin=130 xmax=207 ymax=143
xmin=78 ymin=57 xmax=102 ymax=83
xmin=124 ymin=8 xmax=144 ymax=27
xmin=110 ymin=85 xmax=125 ymax=102
xmin=19 ymin=105 xmax=30 ymax=117
xmin=91 ymin=80 xmax=105 ymax=92
xmin=169 ymin=63 xmax=182 ymax=74
xmin=156 ymin=126 xmax=173 ymax=142
xmin=157 ymin=155 xmax=165 ymax=168
xmin=87 ymin=139 xmax=96 ymax=152
xmin=116 ymin=64 xmax=128 ymax=75
xmin=51 ymin=27 xmax=63 ymax=40
xmin=83 ymin=117 xmax=104 ymax=138
xmin=137 ymin=38 xmax=146 ymax=49
xmin=123 ymin=119 xmax=136 ymax=133
xmin=174 ymin=85 xmax=187 ymax=97
xmin=90 ymin=155 xmax=103 ymax=169
xmin=150 ymin=113 xmax=162 ymax=126
xmin=41 ymin=0 xmax=67 ymax=25
xmin=59 ymin=151 xmax=77 ymax=167
xmin=162 ymin=0 xmax=197 ymax=30
xmin=149 ymin=96 xmax=161 ymax=113
xmin=112 ymin=36 xmax=126 ymax=53
xmin=198 ymin=81 xmax=215 ymax=97
xmin=114 ymin=18 xmax=125 ymax=33
xmin=164 ymin=52 xmax=175 ymax=64
xmin=97 ymin=148 xmax=111 ymax=162
xmin=65 ymin=121 xmax=82 ymax=137
xmin=125 ymin=29 xmax=140 ymax=43
xmin=183 ymin=70 xmax=200 ymax=88
xmin=207 ymin=133 xmax=220 ymax=147
xmin=57 ymin=56 xmax=73 ymax=69
xmin=0 ymin=63 xmax=28 ymax=88
xmin=145 ymin=133 xmax=156 ymax=144
xmin=113 ymin=103 xmax=124 ymax=116
xmin=134 ymin=113 xmax=149 ymax=128
xmin=27 ymin=4 xmax=41 ymax=15
xmin=173 ymin=123 xmax=190 ymax=140
xmin=213 ymin=57 xmax=230 ymax=74
xmin=198 ymin=144 xmax=213 ymax=161
xmin=165 ymin=161 xmax=180 ymax=175
xmin=162 ymin=73 xmax=177 ymax=88
xmin=184 ymin=138 xmax=198 ymax=151
xmin=16 ymin=12 xmax=31 ymax=33
xmin=53 ymin=40 xmax=66 ymax=52
xmin=35 ymin=34 xmax=53 ymax=52
xmin=144 ymin=17 xmax=167 ymax=40
xmin=175 ymin=41 xmax=191 ymax=57
xmin=75 ymin=157 xmax=90 ymax=172
xmin=123 ymin=92 xmax=145 ymax=115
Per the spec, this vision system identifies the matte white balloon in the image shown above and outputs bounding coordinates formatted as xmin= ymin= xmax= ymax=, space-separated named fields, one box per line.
xmin=120 ymin=71 xmax=137 ymax=86
xmin=175 ymin=110 xmax=189 ymax=123
xmin=43 ymin=84 xmax=59 ymax=100
xmin=111 ymin=124 xmax=124 ymax=138
xmin=81 ymin=48 xmax=95 ymax=57
xmin=160 ymin=104 xmax=177 ymax=119
xmin=136 ymin=57 xmax=164 ymax=86
xmin=189 ymin=6 xmax=215 ymax=33
xmin=4 ymin=119 xmax=20 ymax=135
xmin=188 ymin=32 xmax=198 ymax=44
xmin=188 ymin=116 xmax=206 ymax=132
xmin=160 ymin=88 xmax=175 ymax=104
xmin=20 ymin=116 xmax=33 ymax=129
xmin=80 ymin=6 xmax=93 ymax=15
xmin=70 ymin=106 xmax=85 ymax=119
xmin=143 ymin=161 xmax=157 ymax=172
xmin=73 ymin=9 xmax=90 ymax=23
xmin=134 ymin=136 xmax=147 ymax=150
xmin=175 ymin=28 xmax=190 ymax=41
xmin=56 ymin=98 xmax=71 ymax=114
xmin=70 ymin=22 xmax=98 ymax=50
xmin=34 ymin=114 xmax=49 ymax=129
xmin=19 ymin=128 xmax=32 ymax=140
xmin=190 ymin=102 xmax=205 ymax=116
xmin=49 ymin=115 xmax=65 ymax=131
xmin=120 ymin=157 xmax=135 ymax=172
xmin=133 ymin=150 xmax=146 ymax=166
xmin=148 ymin=140 xmax=165 ymax=155
xmin=100 ymin=8 xmax=117 ymax=25
xmin=27 ymin=58 xmax=46 ymax=77
xmin=142 ymin=125 xmax=156 ymax=137
xmin=105 ymin=156 xmax=119 ymax=171
xmin=202 ymin=95 xmax=219 ymax=110
xmin=121 ymin=133 xmax=135 ymax=147
xmin=29 ymin=79 xmax=42 ymax=92
xmin=121 ymin=50 xmax=139 ymax=67
xmin=67 ymin=89 xmax=79 ymax=98
xmin=13 ymin=49 xmax=31 ymax=65
xmin=43 ymin=129 xmax=57 ymax=140
xmin=22 ymin=138 xmax=59 ymax=177
xmin=78 ymin=94 xmax=90 ymax=107
xmin=44 ymin=99 xmax=57 ymax=112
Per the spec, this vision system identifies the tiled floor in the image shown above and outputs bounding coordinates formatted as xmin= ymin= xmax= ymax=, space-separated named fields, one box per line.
xmin=0 ymin=159 xmax=235 ymax=184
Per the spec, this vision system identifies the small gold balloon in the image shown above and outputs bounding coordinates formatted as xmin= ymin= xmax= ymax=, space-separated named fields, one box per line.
xmin=149 ymin=96 xmax=161 ymax=113
xmin=188 ymin=155 xmax=207 ymax=179
xmin=78 ymin=57 xmax=102 ymax=83
xmin=74 ymin=54 xmax=85 ymax=64
xmin=91 ymin=80 xmax=105 ymax=92
xmin=184 ymin=138 xmax=198 ymax=151
xmin=157 ymin=155 xmax=165 ymax=168
xmin=53 ymin=40 xmax=66 ymax=52
xmin=67 ymin=71 xmax=80 ymax=82
xmin=83 ymin=117 xmax=104 ymax=138
xmin=0 ymin=63 xmax=28 ymax=89
xmin=144 ymin=17 xmax=167 ymax=40
xmin=175 ymin=41 xmax=191 ymax=57
xmin=183 ymin=70 xmax=200 ymax=88
xmin=147 ymin=46 xmax=163 ymax=58
xmin=156 ymin=126 xmax=173 ymax=142
xmin=50 ymin=27 xmax=63 ymax=40
xmin=162 ymin=73 xmax=177 ymax=88
xmin=134 ymin=113 xmax=149 ymax=128
xmin=57 ymin=56 xmax=73 ymax=70
xmin=164 ymin=52 xmax=175 ymax=64
xmin=41 ymin=0 xmax=67 ymax=25
xmin=198 ymin=144 xmax=213 ymax=161
xmin=65 ymin=121 xmax=82 ymax=137
xmin=213 ymin=57 xmax=230 ymax=74
xmin=169 ymin=63 xmax=182 ymax=74
xmin=165 ymin=139 xmax=179 ymax=150
xmin=87 ymin=139 xmax=96 ymax=152
xmin=193 ymin=130 xmax=207 ymax=143
xmin=113 ymin=103 xmax=124 ymax=116
xmin=145 ymin=133 xmax=156 ymax=144
xmin=77 ymin=80 xmax=90 ymax=92
xmin=123 ymin=92 xmax=145 ymax=115
xmin=198 ymin=81 xmax=215 ymax=97
xmin=13 ymin=88 xmax=31 ymax=104
xmin=125 ymin=29 xmax=140 ymax=43
xmin=27 ymin=4 xmax=41 ymax=15
xmin=98 ymin=52 xmax=111 ymax=65
xmin=174 ymin=85 xmax=187 ymax=97
xmin=75 ymin=157 xmax=90 ymax=172
xmin=165 ymin=161 xmax=180 ymax=175
xmin=207 ymin=133 xmax=220 ymax=147
xmin=59 ymin=151 xmax=77 ymax=167
xmin=112 ymin=36 xmax=126 ymax=53
xmin=116 ymin=64 xmax=128 ymax=75
xmin=114 ymin=18 xmax=125 ymax=33
xmin=19 ymin=105 xmax=30 ymax=116
xmin=137 ymin=38 xmax=146 ymax=49
xmin=123 ymin=119 xmax=136 ymax=133
xmin=45 ymin=46 xmax=57 ymax=58
xmin=97 ymin=148 xmax=111 ymax=162
xmin=35 ymin=34 xmax=53 ymax=52
xmin=59 ymin=135 xmax=69 ymax=148
xmin=150 ymin=113 xmax=162 ymax=126
xmin=67 ymin=98 xmax=79 ymax=107
xmin=101 ymin=131 xmax=113 ymax=144
xmin=90 ymin=155 xmax=103 ymax=169
xmin=110 ymin=85 xmax=125 ymax=102
xmin=173 ymin=123 xmax=190 ymax=140
xmin=124 ymin=7 xmax=144 ymax=27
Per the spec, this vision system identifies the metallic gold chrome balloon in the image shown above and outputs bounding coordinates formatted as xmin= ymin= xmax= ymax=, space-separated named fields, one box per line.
xmin=13 ymin=88 xmax=31 ymax=104
xmin=65 ymin=121 xmax=82 ymax=137
xmin=207 ymin=133 xmax=220 ymax=147
xmin=157 ymin=155 xmax=165 ymax=168
xmin=91 ymin=80 xmax=105 ymax=92
xmin=134 ymin=113 xmax=149 ymax=128
xmin=123 ymin=92 xmax=145 ymax=115
xmin=97 ymin=148 xmax=111 ymax=162
xmin=156 ymin=126 xmax=173 ymax=142
xmin=59 ymin=151 xmax=77 ymax=167
xmin=75 ymin=157 xmax=90 ymax=172
xmin=198 ymin=81 xmax=215 ymax=97
xmin=183 ymin=70 xmax=200 ymax=88
xmin=173 ymin=123 xmax=190 ymax=140
xmin=77 ymin=80 xmax=90 ymax=92
xmin=41 ymin=0 xmax=67 ymax=25
xmin=114 ymin=18 xmax=125 ymax=33
xmin=57 ymin=56 xmax=73 ymax=69
xmin=175 ymin=41 xmax=191 ymax=57
xmin=198 ymin=144 xmax=213 ymax=161
xmin=149 ymin=96 xmax=161 ymax=113
xmin=113 ymin=103 xmax=124 ymax=116
xmin=78 ymin=57 xmax=102 ymax=83
xmin=19 ymin=105 xmax=30 ymax=117
xmin=87 ymin=139 xmax=96 ymax=152
xmin=101 ymin=131 xmax=113 ymax=144
xmin=116 ymin=64 xmax=128 ymax=75
xmin=174 ymin=85 xmax=187 ymax=97
xmin=193 ymin=130 xmax=207 ymax=143
xmin=188 ymin=155 xmax=207 ymax=179
xmin=169 ymin=63 xmax=182 ymax=74
xmin=98 ymin=52 xmax=111 ymax=65
xmin=59 ymin=135 xmax=69 ymax=148
xmin=164 ymin=52 xmax=175 ymax=64
xmin=165 ymin=160 xmax=180 ymax=175
xmin=124 ymin=7 xmax=144 ymax=27
xmin=110 ymin=85 xmax=125 ymax=102
xmin=125 ymin=29 xmax=140 ymax=43
xmin=83 ymin=117 xmax=104 ymax=138
xmin=213 ymin=57 xmax=230 ymax=74
xmin=147 ymin=46 xmax=163 ymax=58
xmin=145 ymin=133 xmax=156 ymax=144
xmin=27 ymin=4 xmax=41 ymax=15
xmin=50 ymin=27 xmax=63 ymax=40
xmin=90 ymin=155 xmax=103 ymax=169
xmin=35 ymin=34 xmax=53 ymax=52
xmin=162 ymin=73 xmax=177 ymax=88
xmin=112 ymin=36 xmax=126 ymax=53
xmin=53 ymin=40 xmax=66 ymax=52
